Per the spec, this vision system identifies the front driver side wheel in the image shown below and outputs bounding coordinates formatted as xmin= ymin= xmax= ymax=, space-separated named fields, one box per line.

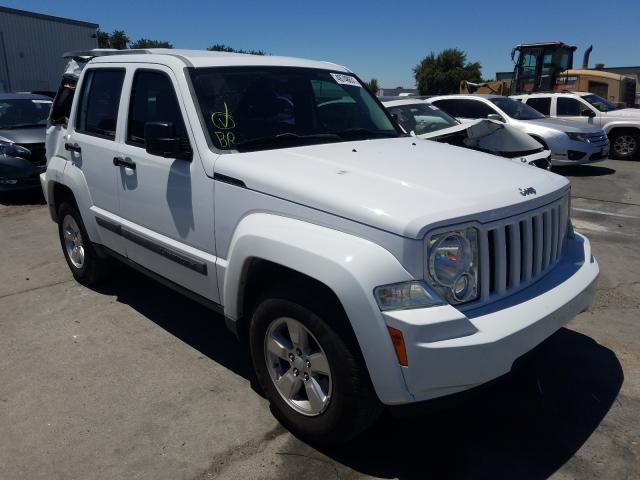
xmin=249 ymin=287 xmax=381 ymax=445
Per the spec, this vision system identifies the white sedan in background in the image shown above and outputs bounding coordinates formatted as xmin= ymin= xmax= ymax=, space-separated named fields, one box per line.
xmin=383 ymin=98 xmax=551 ymax=169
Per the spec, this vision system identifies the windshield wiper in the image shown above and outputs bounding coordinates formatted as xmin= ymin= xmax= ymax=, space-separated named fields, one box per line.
xmin=234 ymin=132 xmax=342 ymax=152
xmin=335 ymin=128 xmax=399 ymax=140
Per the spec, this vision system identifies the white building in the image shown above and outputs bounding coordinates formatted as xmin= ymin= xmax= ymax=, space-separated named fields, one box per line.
xmin=0 ymin=6 xmax=98 ymax=93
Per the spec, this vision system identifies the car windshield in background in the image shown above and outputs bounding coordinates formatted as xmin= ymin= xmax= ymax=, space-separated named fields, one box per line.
xmin=490 ymin=97 xmax=545 ymax=120
xmin=582 ymin=94 xmax=620 ymax=112
xmin=388 ymin=103 xmax=458 ymax=135
xmin=189 ymin=67 xmax=400 ymax=152
xmin=0 ymin=98 xmax=52 ymax=129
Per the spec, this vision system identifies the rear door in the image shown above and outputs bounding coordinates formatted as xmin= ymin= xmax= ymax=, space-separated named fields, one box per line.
xmin=66 ymin=67 xmax=127 ymax=255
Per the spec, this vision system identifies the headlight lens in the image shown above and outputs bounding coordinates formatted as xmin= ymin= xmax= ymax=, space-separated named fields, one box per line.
xmin=374 ymin=281 xmax=444 ymax=311
xmin=0 ymin=141 xmax=30 ymax=159
xmin=427 ymin=228 xmax=479 ymax=304
xmin=566 ymin=132 xmax=589 ymax=143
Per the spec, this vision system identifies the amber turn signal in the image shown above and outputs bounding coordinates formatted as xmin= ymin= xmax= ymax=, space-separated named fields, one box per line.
xmin=387 ymin=326 xmax=408 ymax=366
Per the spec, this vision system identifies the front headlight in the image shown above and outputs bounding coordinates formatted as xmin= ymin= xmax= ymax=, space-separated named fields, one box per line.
xmin=427 ymin=228 xmax=479 ymax=304
xmin=566 ymin=132 xmax=590 ymax=143
xmin=0 ymin=141 xmax=30 ymax=159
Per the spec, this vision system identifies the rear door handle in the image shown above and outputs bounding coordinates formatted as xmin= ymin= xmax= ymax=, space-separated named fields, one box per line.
xmin=113 ymin=156 xmax=136 ymax=170
xmin=65 ymin=143 xmax=81 ymax=153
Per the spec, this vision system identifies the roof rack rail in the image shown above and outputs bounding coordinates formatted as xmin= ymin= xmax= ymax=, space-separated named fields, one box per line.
xmin=63 ymin=49 xmax=154 ymax=59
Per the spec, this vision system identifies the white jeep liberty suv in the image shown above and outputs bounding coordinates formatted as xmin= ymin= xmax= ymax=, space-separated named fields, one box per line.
xmin=42 ymin=49 xmax=599 ymax=444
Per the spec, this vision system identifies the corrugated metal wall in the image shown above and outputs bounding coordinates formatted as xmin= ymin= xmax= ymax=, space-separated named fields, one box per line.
xmin=0 ymin=9 xmax=97 ymax=92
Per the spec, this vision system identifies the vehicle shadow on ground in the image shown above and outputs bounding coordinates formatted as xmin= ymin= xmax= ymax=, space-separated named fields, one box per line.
xmin=91 ymin=263 xmax=256 ymax=384
xmin=555 ymin=165 xmax=616 ymax=177
xmin=314 ymin=327 xmax=623 ymax=479
xmin=91 ymin=267 xmax=622 ymax=479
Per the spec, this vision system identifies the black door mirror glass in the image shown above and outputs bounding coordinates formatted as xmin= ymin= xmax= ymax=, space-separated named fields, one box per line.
xmin=144 ymin=121 xmax=192 ymax=160
xmin=581 ymin=109 xmax=596 ymax=118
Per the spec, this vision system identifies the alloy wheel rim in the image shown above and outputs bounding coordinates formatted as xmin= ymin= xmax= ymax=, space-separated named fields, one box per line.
xmin=264 ymin=317 xmax=332 ymax=416
xmin=614 ymin=135 xmax=636 ymax=156
xmin=62 ymin=215 xmax=85 ymax=269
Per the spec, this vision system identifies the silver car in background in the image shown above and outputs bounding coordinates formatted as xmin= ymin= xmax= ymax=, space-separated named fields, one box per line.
xmin=427 ymin=94 xmax=610 ymax=166
xmin=383 ymin=98 xmax=551 ymax=169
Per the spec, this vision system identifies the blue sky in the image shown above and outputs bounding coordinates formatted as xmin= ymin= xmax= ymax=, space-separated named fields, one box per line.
xmin=6 ymin=0 xmax=640 ymax=87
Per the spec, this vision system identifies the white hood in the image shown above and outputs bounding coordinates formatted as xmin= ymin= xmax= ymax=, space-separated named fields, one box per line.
xmin=215 ymin=137 xmax=568 ymax=238
xmin=602 ymin=108 xmax=640 ymax=119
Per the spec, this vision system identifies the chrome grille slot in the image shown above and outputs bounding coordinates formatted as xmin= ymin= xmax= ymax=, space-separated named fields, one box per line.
xmin=470 ymin=194 xmax=569 ymax=307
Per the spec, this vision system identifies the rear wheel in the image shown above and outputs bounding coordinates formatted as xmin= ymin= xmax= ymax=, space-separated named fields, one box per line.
xmin=610 ymin=130 xmax=640 ymax=159
xmin=58 ymin=202 xmax=109 ymax=285
xmin=249 ymin=287 xmax=381 ymax=445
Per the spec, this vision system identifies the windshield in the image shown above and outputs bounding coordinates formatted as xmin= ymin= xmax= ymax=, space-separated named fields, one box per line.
xmin=0 ymin=98 xmax=52 ymax=129
xmin=189 ymin=67 xmax=400 ymax=152
xmin=490 ymin=97 xmax=545 ymax=120
xmin=582 ymin=94 xmax=620 ymax=112
xmin=387 ymin=103 xmax=458 ymax=135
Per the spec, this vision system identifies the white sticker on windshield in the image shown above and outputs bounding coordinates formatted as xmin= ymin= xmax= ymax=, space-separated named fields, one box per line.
xmin=32 ymin=99 xmax=52 ymax=104
xmin=330 ymin=73 xmax=361 ymax=87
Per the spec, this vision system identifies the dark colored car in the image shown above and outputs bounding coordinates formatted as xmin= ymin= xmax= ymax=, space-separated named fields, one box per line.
xmin=0 ymin=93 xmax=52 ymax=192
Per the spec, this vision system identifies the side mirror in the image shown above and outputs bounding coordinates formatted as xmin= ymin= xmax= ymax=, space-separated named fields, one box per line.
xmin=144 ymin=121 xmax=192 ymax=160
xmin=487 ymin=113 xmax=505 ymax=122
xmin=581 ymin=109 xmax=596 ymax=118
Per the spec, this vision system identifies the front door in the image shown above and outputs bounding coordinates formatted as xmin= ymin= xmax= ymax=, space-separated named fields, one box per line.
xmin=554 ymin=96 xmax=598 ymax=126
xmin=66 ymin=67 xmax=127 ymax=255
xmin=116 ymin=66 xmax=219 ymax=303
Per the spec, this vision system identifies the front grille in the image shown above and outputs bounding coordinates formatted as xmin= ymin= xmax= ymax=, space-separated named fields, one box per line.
xmin=17 ymin=142 xmax=46 ymax=166
xmin=476 ymin=194 xmax=569 ymax=304
xmin=530 ymin=157 xmax=552 ymax=169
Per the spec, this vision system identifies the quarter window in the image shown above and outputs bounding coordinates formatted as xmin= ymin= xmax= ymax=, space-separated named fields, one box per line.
xmin=76 ymin=69 xmax=125 ymax=139
xmin=525 ymin=97 xmax=551 ymax=116
xmin=556 ymin=98 xmax=584 ymax=116
xmin=127 ymin=70 xmax=189 ymax=147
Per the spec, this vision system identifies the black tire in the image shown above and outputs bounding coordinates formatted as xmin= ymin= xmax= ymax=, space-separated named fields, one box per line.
xmin=249 ymin=287 xmax=381 ymax=445
xmin=57 ymin=201 xmax=109 ymax=285
xmin=610 ymin=129 xmax=640 ymax=160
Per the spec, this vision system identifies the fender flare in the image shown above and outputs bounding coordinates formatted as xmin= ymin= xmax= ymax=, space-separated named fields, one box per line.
xmin=603 ymin=122 xmax=640 ymax=136
xmin=222 ymin=213 xmax=415 ymax=404
xmin=47 ymin=159 xmax=100 ymax=242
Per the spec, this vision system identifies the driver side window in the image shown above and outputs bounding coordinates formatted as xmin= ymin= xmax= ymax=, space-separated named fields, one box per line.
xmin=556 ymin=98 xmax=585 ymax=117
xmin=127 ymin=70 xmax=189 ymax=147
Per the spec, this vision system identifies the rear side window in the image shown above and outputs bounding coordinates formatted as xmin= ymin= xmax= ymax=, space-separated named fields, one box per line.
xmin=76 ymin=69 xmax=125 ymax=139
xmin=557 ymin=97 xmax=583 ymax=116
xmin=432 ymin=99 xmax=495 ymax=119
xmin=525 ymin=97 xmax=551 ymax=116
xmin=127 ymin=70 xmax=189 ymax=146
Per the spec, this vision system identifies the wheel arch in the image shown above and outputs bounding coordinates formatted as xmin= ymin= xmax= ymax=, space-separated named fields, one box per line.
xmin=221 ymin=213 xmax=415 ymax=404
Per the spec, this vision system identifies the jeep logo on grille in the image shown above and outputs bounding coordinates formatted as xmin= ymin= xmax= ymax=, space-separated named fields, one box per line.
xmin=519 ymin=187 xmax=537 ymax=196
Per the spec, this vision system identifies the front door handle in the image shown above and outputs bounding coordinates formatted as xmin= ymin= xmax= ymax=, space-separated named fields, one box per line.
xmin=113 ymin=156 xmax=136 ymax=170
xmin=65 ymin=143 xmax=81 ymax=153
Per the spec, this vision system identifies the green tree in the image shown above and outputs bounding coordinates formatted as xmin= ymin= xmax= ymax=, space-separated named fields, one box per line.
xmin=109 ymin=30 xmax=130 ymax=49
xmin=207 ymin=43 xmax=266 ymax=55
xmin=97 ymin=30 xmax=110 ymax=48
xmin=366 ymin=78 xmax=379 ymax=95
xmin=130 ymin=38 xmax=173 ymax=49
xmin=413 ymin=48 xmax=482 ymax=95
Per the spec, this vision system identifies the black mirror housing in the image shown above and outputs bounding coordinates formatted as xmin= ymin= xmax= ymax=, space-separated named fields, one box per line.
xmin=581 ymin=109 xmax=596 ymax=118
xmin=144 ymin=121 xmax=192 ymax=160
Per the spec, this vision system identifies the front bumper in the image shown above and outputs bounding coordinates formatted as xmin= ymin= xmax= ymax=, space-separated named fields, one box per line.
xmin=550 ymin=141 xmax=609 ymax=165
xmin=382 ymin=232 xmax=598 ymax=404
xmin=0 ymin=157 xmax=46 ymax=191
